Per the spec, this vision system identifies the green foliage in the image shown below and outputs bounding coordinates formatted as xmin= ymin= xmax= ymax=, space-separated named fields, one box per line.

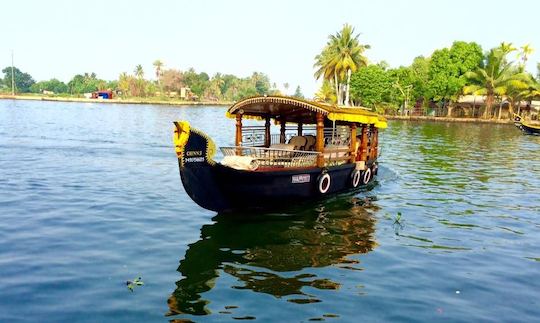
xmin=235 ymin=86 xmax=258 ymax=99
xmin=183 ymin=68 xmax=209 ymax=97
xmin=154 ymin=68 xmax=271 ymax=101
xmin=106 ymin=80 xmax=118 ymax=91
xmin=315 ymin=80 xmax=336 ymax=103
xmin=350 ymin=65 xmax=392 ymax=107
xmin=30 ymin=78 xmax=68 ymax=94
xmin=134 ymin=65 xmax=144 ymax=78
xmin=216 ymin=74 xmax=237 ymax=97
xmin=126 ymin=277 xmax=144 ymax=292
xmin=409 ymin=56 xmax=430 ymax=100
xmin=118 ymin=72 xmax=131 ymax=96
xmin=314 ymin=23 xmax=369 ymax=105
xmin=68 ymin=73 xmax=105 ymax=94
xmin=293 ymin=86 xmax=304 ymax=99
xmin=426 ymin=41 xmax=483 ymax=101
xmin=2 ymin=66 xmax=35 ymax=93
xmin=218 ymin=72 xmax=271 ymax=100
xmin=387 ymin=66 xmax=415 ymax=107
xmin=253 ymin=72 xmax=270 ymax=95
xmin=504 ymin=72 xmax=533 ymax=113
xmin=463 ymin=47 xmax=530 ymax=118
xmin=153 ymin=59 xmax=163 ymax=81
xmin=204 ymin=76 xmax=223 ymax=100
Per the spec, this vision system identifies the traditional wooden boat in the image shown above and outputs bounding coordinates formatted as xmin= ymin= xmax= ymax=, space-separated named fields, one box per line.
xmin=173 ymin=96 xmax=387 ymax=212
xmin=513 ymin=113 xmax=540 ymax=135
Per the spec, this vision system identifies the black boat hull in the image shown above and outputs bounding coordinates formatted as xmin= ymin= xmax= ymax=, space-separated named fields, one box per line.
xmin=516 ymin=123 xmax=540 ymax=135
xmin=174 ymin=122 xmax=377 ymax=212
xmin=180 ymin=162 xmax=375 ymax=212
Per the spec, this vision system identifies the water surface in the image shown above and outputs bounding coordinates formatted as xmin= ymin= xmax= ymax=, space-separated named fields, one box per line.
xmin=0 ymin=100 xmax=539 ymax=322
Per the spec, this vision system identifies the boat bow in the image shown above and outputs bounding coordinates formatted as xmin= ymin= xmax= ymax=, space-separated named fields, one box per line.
xmin=173 ymin=121 xmax=229 ymax=211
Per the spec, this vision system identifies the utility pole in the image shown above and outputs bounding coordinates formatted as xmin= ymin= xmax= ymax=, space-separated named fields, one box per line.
xmin=11 ymin=50 xmax=15 ymax=95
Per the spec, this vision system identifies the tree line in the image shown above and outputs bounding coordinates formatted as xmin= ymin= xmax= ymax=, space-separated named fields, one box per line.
xmin=0 ymin=63 xmax=305 ymax=101
xmin=314 ymin=24 xmax=540 ymax=119
xmin=3 ymin=24 xmax=538 ymax=119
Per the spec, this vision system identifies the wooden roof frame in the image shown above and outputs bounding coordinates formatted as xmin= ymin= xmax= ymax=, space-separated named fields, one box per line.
xmin=227 ymin=96 xmax=387 ymax=128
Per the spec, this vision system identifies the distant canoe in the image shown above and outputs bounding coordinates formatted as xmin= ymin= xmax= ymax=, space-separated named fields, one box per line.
xmin=513 ymin=114 xmax=540 ymax=135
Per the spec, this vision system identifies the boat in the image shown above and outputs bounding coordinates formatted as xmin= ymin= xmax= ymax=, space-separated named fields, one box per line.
xmin=513 ymin=113 xmax=540 ymax=135
xmin=172 ymin=96 xmax=387 ymax=212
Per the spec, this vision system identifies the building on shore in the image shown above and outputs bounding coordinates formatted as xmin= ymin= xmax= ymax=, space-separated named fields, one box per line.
xmin=451 ymin=95 xmax=539 ymax=120
xmin=91 ymin=90 xmax=113 ymax=99
xmin=400 ymin=95 xmax=539 ymax=120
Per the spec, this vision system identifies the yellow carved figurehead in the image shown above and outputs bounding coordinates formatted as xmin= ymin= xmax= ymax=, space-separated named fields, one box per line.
xmin=173 ymin=121 xmax=190 ymax=159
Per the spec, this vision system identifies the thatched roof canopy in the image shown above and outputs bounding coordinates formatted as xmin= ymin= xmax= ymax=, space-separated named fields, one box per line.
xmin=227 ymin=96 xmax=387 ymax=128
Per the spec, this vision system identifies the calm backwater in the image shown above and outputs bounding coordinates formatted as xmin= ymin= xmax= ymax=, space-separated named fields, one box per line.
xmin=0 ymin=100 xmax=539 ymax=322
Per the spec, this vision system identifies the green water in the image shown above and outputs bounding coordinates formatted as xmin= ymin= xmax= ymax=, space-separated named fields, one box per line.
xmin=0 ymin=100 xmax=539 ymax=322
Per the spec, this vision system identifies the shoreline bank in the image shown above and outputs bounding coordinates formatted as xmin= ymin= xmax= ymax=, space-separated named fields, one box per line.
xmin=0 ymin=95 xmax=521 ymax=124
xmin=0 ymin=94 xmax=232 ymax=107
xmin=384 ymin=115 xmax=514 ymax=124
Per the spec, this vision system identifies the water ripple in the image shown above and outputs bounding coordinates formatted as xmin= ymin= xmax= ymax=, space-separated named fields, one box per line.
xmin=1 ymin=101 xmax=539 ymax=322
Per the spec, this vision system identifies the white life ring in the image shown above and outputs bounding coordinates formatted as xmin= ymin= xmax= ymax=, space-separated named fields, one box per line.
xmin=318 ymin=173 xmax=331 ymax=194
xmin=362 ymin=168 xmax=372 ymax=185
xmin=351 ymin=170 xmax=361 ymax=188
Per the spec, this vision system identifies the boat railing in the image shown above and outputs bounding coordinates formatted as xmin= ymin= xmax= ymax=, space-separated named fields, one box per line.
xmin=241 ymin=126 xmax=320 ymax=147
xmin=240 ymin=126 xmax=350 ymax=147
xmin=220 ymin=146 xmax=320 ymax=169
xmin=324 ymin=127 xmax=351 ymax=146
xmin=241 ymin=126 xmax=266 ymax=147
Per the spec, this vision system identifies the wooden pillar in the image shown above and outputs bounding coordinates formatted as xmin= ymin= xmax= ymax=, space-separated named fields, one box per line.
xmin=349 ymin=123 xmax=357 ymax=163
xmin=280 ymin=121 xmax=286 ymax=143
xmin=371 ymin=127 xmax=379 ymax=160
xmin=359 ymin=124 xmax=368 ymax=162
xmin=264 ymin=116 xmax=271 ymax=147
xmin=297 ymin=123 xmax=303 ymax=136
xmin=315 ymin=113 xmax=325 ymax=167
xmin=368 ymin=125 xmax=375 ymax=160
xmin=235 ymin=113 xmax=243 ymax=146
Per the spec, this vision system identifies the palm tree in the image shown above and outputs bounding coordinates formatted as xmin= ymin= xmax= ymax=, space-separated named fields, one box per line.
xmin=314 ymin=46 xmax=340 ymax=103
xmin=134 ymin=65 xmax=144 ymax=79
xmin=133 ymin=65 xmax=145 ymax=97
xmin=463 ymin=48 xmax=528 ymax=119
xmin=314 ymin=80 xmax=337 ymax=103
xmin=499 ymin=42 xmax=516 ymax=55
xmin=517 ymin=44 xmax=534 ymax=72
xmin=153 ymin=60 xmax=164 ymax=84
xmin=118 ymin=72 xmax=130 ymax=97
xmin=314 ymin=24 xmax=369 ymax=106
xmin=519 ymin=79 xmax=540 ymax=115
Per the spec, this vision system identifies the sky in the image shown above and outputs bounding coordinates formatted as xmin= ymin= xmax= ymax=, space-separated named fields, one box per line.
xmin=1 ymin=0 xmax=539 ymax=97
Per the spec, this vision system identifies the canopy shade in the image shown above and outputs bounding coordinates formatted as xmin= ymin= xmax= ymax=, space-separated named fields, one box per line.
xmin=226 ymin=96 xmax=387 ymax=129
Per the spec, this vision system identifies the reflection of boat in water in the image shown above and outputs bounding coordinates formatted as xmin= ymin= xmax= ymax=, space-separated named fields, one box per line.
xmin=173 ymin=96 xmax=387 ymax=212
xmin=513 ymin=113 xmax=540 ymax=135
xmin=166 ymin=197 xmax=378 ymax=318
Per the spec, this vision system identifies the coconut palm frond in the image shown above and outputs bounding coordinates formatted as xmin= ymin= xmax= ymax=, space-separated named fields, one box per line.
xmin=463 ymin=84 xmax=482 ymax=94
xmin=313 ymin=24 xmax=369 ymax=105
